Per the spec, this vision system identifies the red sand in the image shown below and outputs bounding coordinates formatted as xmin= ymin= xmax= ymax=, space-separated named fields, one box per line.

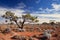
xmin=0 ymin=32 xmax=43 ymax=40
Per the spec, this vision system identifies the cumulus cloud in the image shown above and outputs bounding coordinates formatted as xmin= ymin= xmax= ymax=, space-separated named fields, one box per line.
xmin=0 ymin=7 xmax=25 ymax=16
xmin=0 ymin=7 xmax=26 ymax=24
xmin=0 ymin=1 xmax=26 ymax=24
xmin=16 ymin=2 xmax=26 ymax=9
xmin=39 ymin=3 xmax=60 ymax=14
xmin=31 ymin=13 xmax=60 ymax=23
xmin=39 ymin=8 xmax=54 ymax=14
xmin=38 ymin=3 xmax=60 ymax=14
xmin=32 ymin=3 xmax=60 ymax=23
xmin=52 ymin=3 xmax=60 ymax=11
xmin=1 ymin=2 xmax=60 ymax=24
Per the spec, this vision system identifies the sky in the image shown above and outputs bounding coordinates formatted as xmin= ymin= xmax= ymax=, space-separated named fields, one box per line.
xmin=0 ymin=0 xmax=60 ymax=23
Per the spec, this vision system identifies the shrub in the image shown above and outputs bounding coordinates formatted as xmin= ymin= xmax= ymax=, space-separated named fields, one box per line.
xmin=11 ymin=35 xmax=26 ymax=40
xmin=1 ymin=28 xmax=11 ymax=34
xmin=52 ymin=34 xmax=58 ymax=37
xmin=13 ymin=28 xmax=25 ymax=32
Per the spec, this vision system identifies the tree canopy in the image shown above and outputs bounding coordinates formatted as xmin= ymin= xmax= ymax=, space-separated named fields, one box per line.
xmin=2 ymin=11 xmax=39 ymax=29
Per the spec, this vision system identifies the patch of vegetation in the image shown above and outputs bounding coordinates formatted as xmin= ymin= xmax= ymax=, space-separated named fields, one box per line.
xmin=11 ymin=35 xmax=26 ymax=40
xmin=1 ymin=28 xmax=11 ymax=34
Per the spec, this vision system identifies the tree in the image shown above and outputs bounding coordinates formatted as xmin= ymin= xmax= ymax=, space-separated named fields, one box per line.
xmin=2 ymin=11 xmax=39 ymax=29
xmin=50 ymin=22 xmax=55 ymax=25
xmin=49 ymin=20 xmax=55 ymax=25
xmin=20 ymin=13 xmax=39 ymax=29
xmin=2 ymin=11 xmax=20 ymax=28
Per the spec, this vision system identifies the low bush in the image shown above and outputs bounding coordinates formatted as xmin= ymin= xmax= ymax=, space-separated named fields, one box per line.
xmin=1 ymin=28 xmax=11 ymax=34
xmin=11 ymin=35 xmax=26 ymax=40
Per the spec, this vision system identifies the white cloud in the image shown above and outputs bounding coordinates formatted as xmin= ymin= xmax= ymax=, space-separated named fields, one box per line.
xmin=52 ymin=3 xmax=60 ymax=11
xmin=39 ymin=8 xmax=43 ymax=10
xmin=1 ymin=3 xmax=60 ymax=24
xmin=38 ymin=3 xmax=60 ymax=14
xmin=0 ymin=7 xmax=25 ymax=16
xmin=39 ymin=8 xmax=55 ymax=14
xmin=0 ymin=7 xmax=25 ymax=23
xmin=35 ymin=3 xmax=60 ymax=23
xmin=16 ymin=2 xmax=26 ymax=9
xmin=30 ymin=13 xmax=60 ymax=23
xmin=31 ymin=13 xmax=60 ymax=19
xmin=0 ymin=7 xmax=60 ymax=24
xmin=31 ymin=3 xmax=60 ymax=23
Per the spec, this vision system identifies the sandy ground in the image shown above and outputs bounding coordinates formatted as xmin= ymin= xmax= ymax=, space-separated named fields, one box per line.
xmin=0 ymin=32 xmax=43 ymax=40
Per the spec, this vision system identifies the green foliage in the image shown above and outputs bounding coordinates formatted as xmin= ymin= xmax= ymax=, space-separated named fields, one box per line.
xmin=2 ymin=11 xmax=18 ymax=22
xmin=35 ymin=20 xmax=39 ymax=22
xmin=22 ymin=14 xmax=31 ymax=19
xmin=5 ymin=11 xmax=14 ymax=17
xmin=22 ymin=14 xmax=38 ymax=22
xmin=2 ymin=11 xmax=14 ymax=19
xmin=50 ymin=22 xmax=55 ymax=25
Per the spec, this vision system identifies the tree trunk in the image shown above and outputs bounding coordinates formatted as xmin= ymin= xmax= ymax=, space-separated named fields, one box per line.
xmin=21 ymin=19 xmax=25 ymax=29
xmin=14 ymin=20 xmax=21 ymax=28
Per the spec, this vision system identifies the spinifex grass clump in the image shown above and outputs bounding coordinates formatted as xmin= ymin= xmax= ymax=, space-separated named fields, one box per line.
xmin=12 ymin=28 xmax=25 ymax=32
xmin=32 ymin=34 xmax=48 ymax=40
xmin=11 ymin=35 xmax=26 ymax=40
xmin=1 ymin=28 xmax=11 ymax=34
xmin=0 ymin=26 xmax=11 ymax=34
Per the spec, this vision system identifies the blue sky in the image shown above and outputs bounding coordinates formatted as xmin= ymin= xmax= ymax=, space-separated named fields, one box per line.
xmin=0 ymin=0 xmax=58 ymax=12
xmin=0 ymin=0 xmax=60 ymax=23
